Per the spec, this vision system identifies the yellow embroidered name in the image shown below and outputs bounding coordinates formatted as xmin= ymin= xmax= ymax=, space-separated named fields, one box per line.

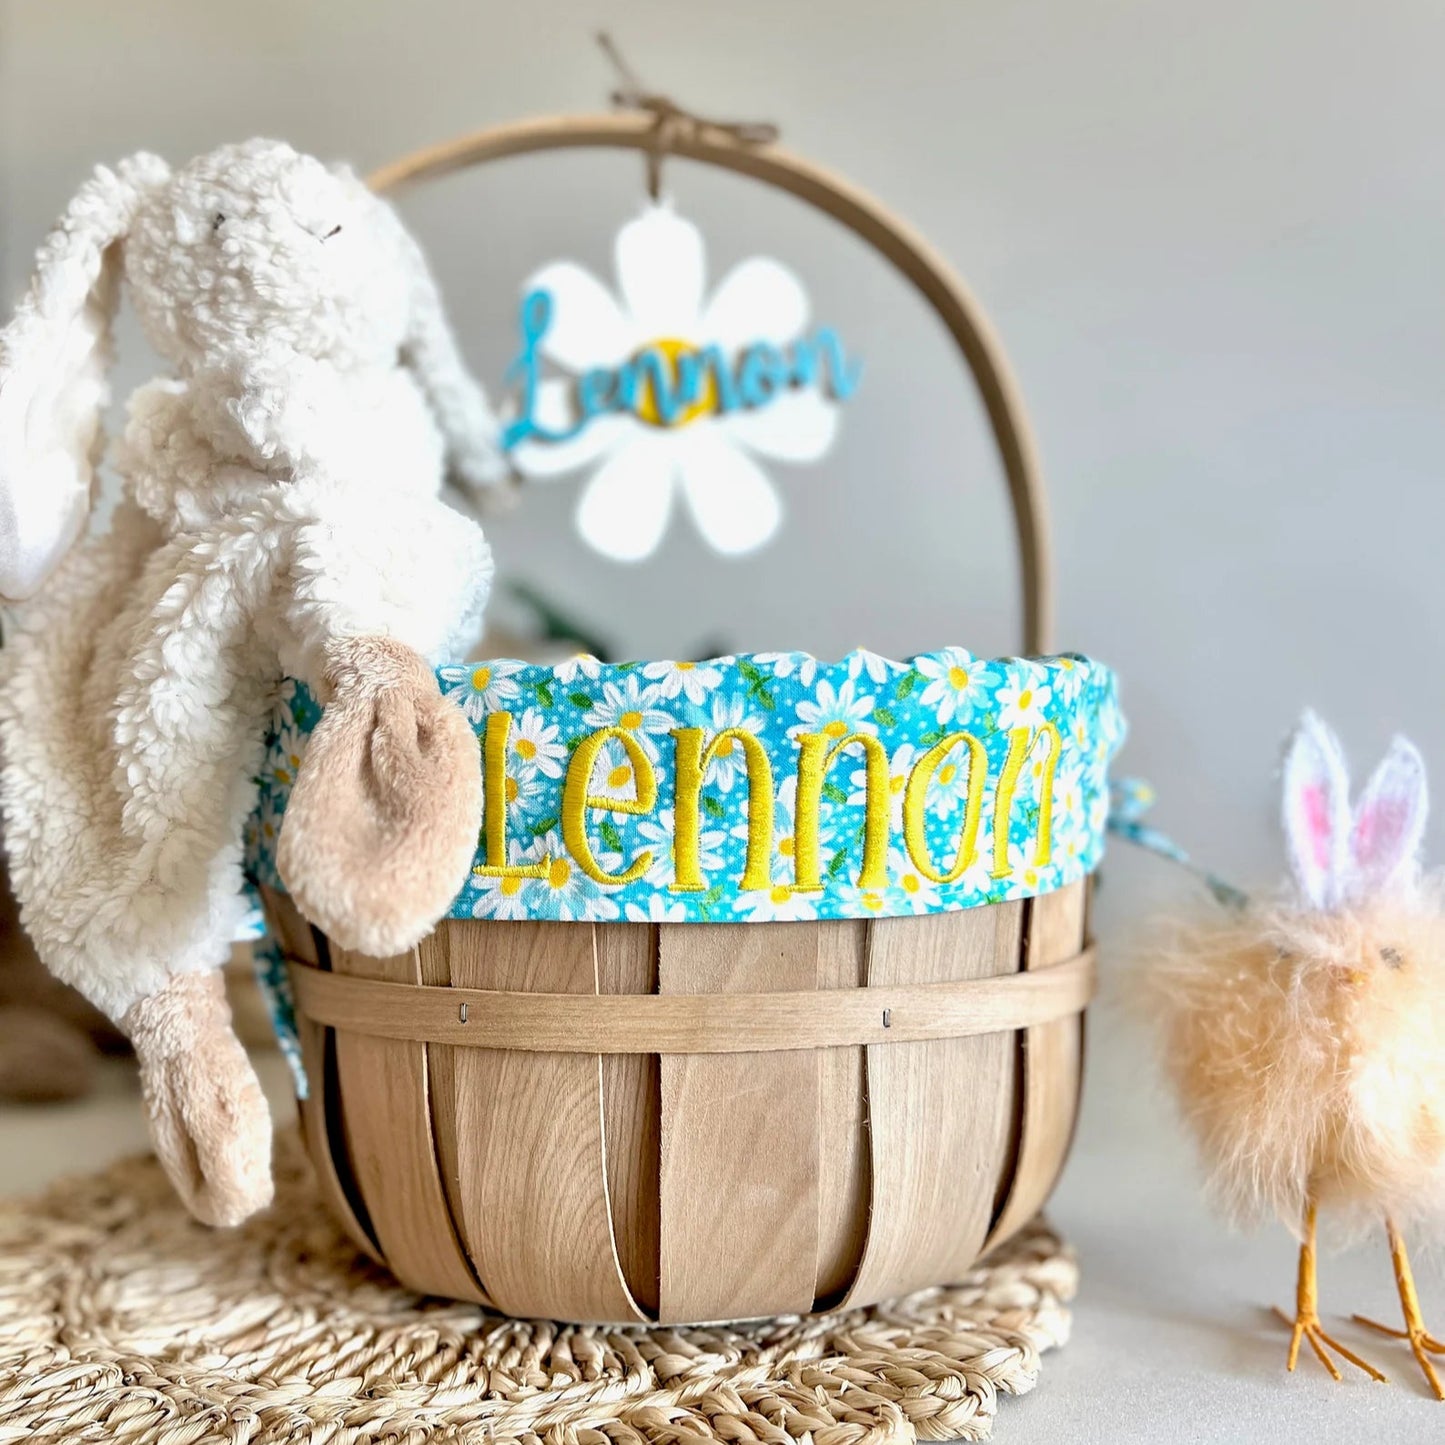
xmin=474 ymin=715 xmax=1058 ymax=895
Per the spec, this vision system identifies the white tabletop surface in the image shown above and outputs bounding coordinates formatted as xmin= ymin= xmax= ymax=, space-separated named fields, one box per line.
xmin=4 ymin=1012 xmax=1442 ymax=1444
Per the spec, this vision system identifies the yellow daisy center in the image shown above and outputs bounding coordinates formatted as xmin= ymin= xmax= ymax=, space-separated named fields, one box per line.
xmin=620 ymin=710 xmax=643 ymax=730
xmin=607 ymin=764 xmax=633 ymax=790
xmin=948 ymin=666 xmax=969 ymax=689
xmin=515 ymin=738 xmax=537 ymax=760
xmin=548 ymin=857 xmax=571 ymax=889
xmin=902 ymin=874 xmax=921 ymax=893
xmin=769 ymin=885 xmax=792 ymax=905
xmin=938 ymin=764 xmax=957 ymax=786
xmin=1018 ymin=689 xmax=1033 ymax=709
xmin=505 ymin=776 xmax=519 ymax=803
xmin=500 ymin=874 xmax=524 ymax=896
xmin=779 ymin=835 xmax=795 ymax=858
xmin=633 ymin=338 xmax=718 ymax=428
xmin=472 ymin=666 xmax=492 ymax=690
xmin=823 ymin=719 xmax=849 ymax=739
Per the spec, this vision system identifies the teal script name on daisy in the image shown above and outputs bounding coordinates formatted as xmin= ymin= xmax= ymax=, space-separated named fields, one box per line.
xmin=501 ymin=288 xmax=861 ymax=450
xmin=246 ymin=650 xmax=1126 ymax=926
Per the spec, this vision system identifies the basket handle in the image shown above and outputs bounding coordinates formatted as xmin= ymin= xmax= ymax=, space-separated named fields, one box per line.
xmin=371 ymin=114 xmax=1054 ymax=655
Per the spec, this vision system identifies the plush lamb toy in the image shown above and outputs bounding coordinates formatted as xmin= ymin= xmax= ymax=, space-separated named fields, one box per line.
xmin=0 ymin=140 xmax=501 ymax=1226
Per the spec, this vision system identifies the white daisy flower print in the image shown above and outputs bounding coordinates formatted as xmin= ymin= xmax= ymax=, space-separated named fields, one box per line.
xmin=267 ymin=717 xmax=308 ymax=790
xmin=879 ymin=845 xmax=944 ymax=915
xmin=509 ymin=708 xmax=567 ymax=780
xmin=696 ymin=693 xmax=768 ymax=794
xmin=625 ymin=896 xmax=689 ymax=924
xmin=581 ymin=676 xmax=674 ymax=761
xmin=913 ymin=648 xmax=994 ymax=726
xmin=754 ymin=651 xmax=818 ymax=689
xmin=996 ymin=675 xmax=1054 ymax=731
xmin=794 ymin=677 xmax=876 ymax=740
xmin=1051 ymin=764 xmax=1090 ymax=862
xmin=996 ymin=839 xmax=1047 ymax=894
xmin=637 ymin=807 xmax=725 ymax=888
xmin=848 ymin=649 xmax=908 ymax=685
xmin=849 ymin=741 xmax=917 ymax=830
xmin=508 ymin=832 xmax=623 ymax=922
xmin=954 ymin=834 xmax=1005 ymax=897
xmin=255 ymin=794 xmax=285 ymax=855
xmin=735 ymin=882 xmax=819 ymax=922
xmin=1051 ymin=655 xmax=1085 ymax=704
xmin=554 ymin=653 xmax=604 ymax=686
xmin=446 ymin=660 xmax=525 ymax=725
xmin=469 ymin=868 xmax=538 ymax=922
xmin=508 ymin=204 xmax=842 ymax=561
xmin=642 ymin=657 xmax=724 ymax=707
xmin=929 ymin=736 xmax=987 ymax=815
xmin=584 ymin=735 xmax=652 ymax=808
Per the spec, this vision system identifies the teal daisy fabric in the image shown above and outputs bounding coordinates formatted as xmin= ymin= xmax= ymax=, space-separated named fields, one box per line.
xmin=245 ymin=648 xmax=1125 ymax=927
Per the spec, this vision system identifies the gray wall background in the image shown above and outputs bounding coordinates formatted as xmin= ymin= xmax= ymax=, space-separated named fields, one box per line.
xmin=2 ymin=0 xmax=1441 ymax=932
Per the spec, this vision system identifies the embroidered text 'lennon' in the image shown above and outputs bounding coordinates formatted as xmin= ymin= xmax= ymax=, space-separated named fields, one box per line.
xmin=475 ymin=711 xmax=1058 ymax=897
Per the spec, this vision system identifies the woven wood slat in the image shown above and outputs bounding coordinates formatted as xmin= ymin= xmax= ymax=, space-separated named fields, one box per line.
xmin=986 ymin=881 xmax=1089 ymax=1250
xmin=657 ymin=923 xmax=822 ymax=1321
xmin=330 ymin=937 xmax=485 ymax=1302
xmin=438 ymin=920 xmax=646 ymax=1321
xmin=844 ymin=902 xmax=1024 ymax=1307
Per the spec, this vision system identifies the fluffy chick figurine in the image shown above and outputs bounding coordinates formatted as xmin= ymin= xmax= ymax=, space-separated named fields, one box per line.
xmin=0 ymin=141 xmax=501 ymax=1226
xmin=1144 ymin=712 xmax=1445 ymax=1396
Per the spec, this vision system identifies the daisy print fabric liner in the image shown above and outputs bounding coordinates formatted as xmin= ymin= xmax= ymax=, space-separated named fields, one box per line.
xmin=247 ymin=649 xmax=1125 ymax=925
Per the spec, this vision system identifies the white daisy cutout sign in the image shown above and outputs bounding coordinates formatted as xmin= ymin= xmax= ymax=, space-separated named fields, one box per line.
xmin=501 ymin=204 xmax=860 ymax=561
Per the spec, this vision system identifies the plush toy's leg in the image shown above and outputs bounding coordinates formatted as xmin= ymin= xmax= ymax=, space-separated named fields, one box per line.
xmin=1352 ymin=1219 xmax=1444 ymax=1401
xmin=1275 ymin=1198 xmax=1387 ymax=1383
xmin=124 ymin=971 xmax=273 ymax=1228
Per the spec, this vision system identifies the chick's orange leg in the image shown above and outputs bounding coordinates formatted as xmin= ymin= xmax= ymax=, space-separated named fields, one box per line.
xmin=1352 ymin=1218 xmax=1444 ymax=1401
xmin=1275 ymin=1198 xmax=1388 ymax=1384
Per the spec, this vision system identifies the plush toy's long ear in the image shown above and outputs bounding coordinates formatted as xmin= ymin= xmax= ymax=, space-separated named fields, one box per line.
xmin=1281 ymin=710 xmax=1352 ymax=911
xmin=1348 ymin=735 xmax=1428 ymax=902
xmin=386 ymin=203 xmax=509 ymax=499
xmin=276 ymin=636 xmax=482 ymax=959
xmin=0 ymin=153 xmax=169 ymax=601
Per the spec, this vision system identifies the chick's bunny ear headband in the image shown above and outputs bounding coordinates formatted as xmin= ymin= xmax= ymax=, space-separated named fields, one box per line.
xmin=0 ymin=153 xmax=170 ymax=603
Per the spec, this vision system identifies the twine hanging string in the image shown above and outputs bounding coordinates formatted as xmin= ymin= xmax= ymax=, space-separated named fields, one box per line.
xmin=596 ymin=32 xmax=779 ymax=199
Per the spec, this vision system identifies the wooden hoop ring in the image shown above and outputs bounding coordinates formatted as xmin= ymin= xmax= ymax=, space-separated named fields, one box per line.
xmin=371 ymin=114 xmax=1054 ymax=654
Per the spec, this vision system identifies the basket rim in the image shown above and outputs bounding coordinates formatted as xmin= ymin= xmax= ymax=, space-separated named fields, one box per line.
xmin=247 ymin=646 xmax=1124 ymax=928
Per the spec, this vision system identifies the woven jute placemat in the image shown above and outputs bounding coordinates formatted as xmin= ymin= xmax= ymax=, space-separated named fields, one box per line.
xmin=0 ymin=1129 xmax=1076 ymax=1444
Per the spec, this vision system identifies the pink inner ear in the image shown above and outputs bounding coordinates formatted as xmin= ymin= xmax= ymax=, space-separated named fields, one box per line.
xmin=1301 ymin=782 xmax=1334 ymax=867
xmin=1355 ymin=796 xmax=1407 ymax=862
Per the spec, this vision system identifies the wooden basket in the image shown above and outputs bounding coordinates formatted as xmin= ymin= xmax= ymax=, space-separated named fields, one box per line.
xmin=263 ymin=114 xmax=1093 ymax=1326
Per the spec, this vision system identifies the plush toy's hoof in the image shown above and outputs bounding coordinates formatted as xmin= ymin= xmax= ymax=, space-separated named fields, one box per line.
xmin=0 ymin=1005 xmax=99 ymax=1102
xmin=125 ymin=972 xmax=274 ymax=1228
xmin=277 ymin=636 xmax=483 ymax=959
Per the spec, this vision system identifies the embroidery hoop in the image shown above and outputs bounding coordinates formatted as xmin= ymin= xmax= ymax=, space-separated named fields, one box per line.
xmin=370 ymin=111 xmax=1053 ymax=654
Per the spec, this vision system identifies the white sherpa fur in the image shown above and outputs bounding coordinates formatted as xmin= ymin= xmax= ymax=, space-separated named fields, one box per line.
xmin=0 ymin=140 xmax=498 ymax=1023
